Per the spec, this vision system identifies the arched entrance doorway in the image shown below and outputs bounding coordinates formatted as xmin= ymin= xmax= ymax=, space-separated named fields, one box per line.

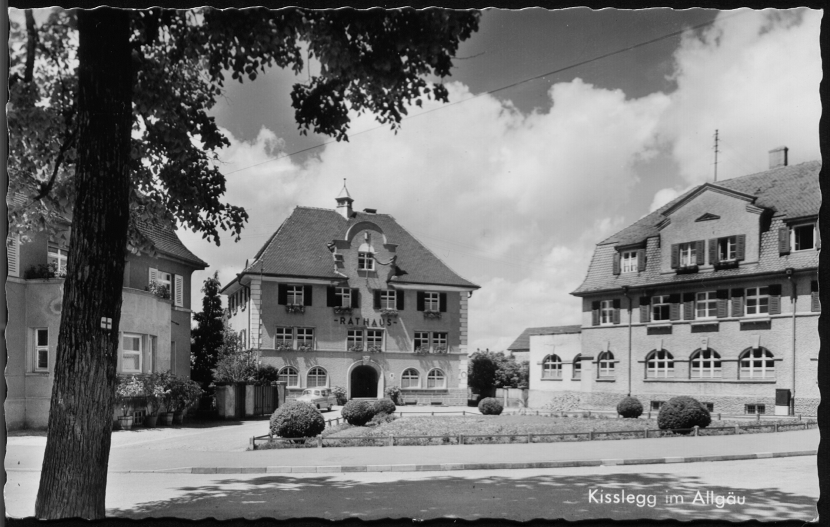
xmin=350 ymin=365 xmax=379 ymax=398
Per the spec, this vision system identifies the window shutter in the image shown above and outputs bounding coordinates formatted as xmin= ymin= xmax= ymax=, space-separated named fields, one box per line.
xmin=7 ymin=235 xmax=19 ymax=278
xmin=149 ymin=267 xmax=158 ymax=285
xmin=417 ymin=292 xmax=425 ymax=311
xmin=612 ymin=252 xmax=621 ymax=275
xmin=373 ymin=290 xmax=382 ymax=309
xmin=731 ymin=288 xmax=744 ymax=318
xmin=327 ymin=286 xmax=336 ymax=307
xmin=174 ymin=275 xmax=184 ymax=307
xmin=716 ymin=289 xmax=729 ymax=318
xmin=639 ymin=297 xmax=650 ymax=323
xmin=669 ymin=294 xmax=681 ymax=321
xmin=811 ymin=281 xmax=820 ymax=312
xmin=637 ymin=249 xmax=646 ymax=272
xmin=778 ymin=227 xmax=791 ymax=255
xmin=592 ymin=301 xmax=600 ymax=326
xmin=303 ymin=285 xmax=313 ymax=306
xmin=670 ymin=244 xmax=679 ymax=269
xmin=351 ymin=289 xmax=360 ymax=308
xmin=439 ymin=293 xmax=447 ymax=313
xmin=768 ymin=284 xmax=782 ymax=315
xmin=708 ymin=238 xmax=719 ymax=265
xmin=736 ymin=234 xmax=746 ymax=261
xmin=278 ymin=284 xmax=287 ymax=305
xmin=695 ymin=240 xmax=705 ymax=265
xmin=816 ymin=224 xmax=821 ymax=250
xmin=612 ymin=299 xmax=621 ymax=324
xmin=683 ymin=292 xmax=695 ymax=320
xmin=396 ymin=290 xmax=405 ymax=311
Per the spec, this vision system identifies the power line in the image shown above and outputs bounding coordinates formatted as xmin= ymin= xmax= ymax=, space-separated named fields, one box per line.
xmin=221 ymin=11 xmax=743 ymax=177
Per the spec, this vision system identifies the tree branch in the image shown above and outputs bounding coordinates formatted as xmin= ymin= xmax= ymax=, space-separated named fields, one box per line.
xmin=31 ymin=127 xmax=76 ymax=201
xmin=24 ymin=9 xmax=38 ymax=83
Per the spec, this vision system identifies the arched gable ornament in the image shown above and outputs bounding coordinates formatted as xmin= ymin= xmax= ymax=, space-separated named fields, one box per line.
xmin=362 ymin=355 xmax=371 ymax=366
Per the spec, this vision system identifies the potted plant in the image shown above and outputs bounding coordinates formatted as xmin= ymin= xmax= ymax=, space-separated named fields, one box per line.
xmin=414 ymin=346 xmax=429 ymax=355
xmin=285 ymin=303 xmax=304 ymax=314
xmin=115 ymin=376 xmax=144 ymax=430
xmin=367 ymin=345 xmax=383 ymax=353
xmin=348 ymin=344 xmax=364 ymax=352
xmin=333 ymin=306 xmax=352 ymax=315
xmin=274 ymin=341 xmax=294 ymax=352
xmin=432 ymin=346 xmax=448 ymax=354
xmin=379 ymin=308 xmax=398 ymax=317
xmin=166 ymin=373 xmax=204 ymax=424
xmin=146 ymin=280 xmax=171 ymax=300
xmin=423 ymin=310 xmax=441 ymax=320
xmin=141 ymin=373 xmax=169 ymax=427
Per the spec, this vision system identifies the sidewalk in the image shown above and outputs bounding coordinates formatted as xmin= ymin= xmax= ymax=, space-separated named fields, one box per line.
xmin=7 ymin=421 xmax=818 ymax=475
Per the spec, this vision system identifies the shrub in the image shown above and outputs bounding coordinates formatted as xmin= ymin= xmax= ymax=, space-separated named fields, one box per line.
xmin=385 ymin=385 xmax=403 ymax=405
xmin=616 ymin=396 xmax=644 ymax=418
xmin=332 ymin=386 xmax=348 ymax=405
xmin=254 ymin=365 xmax=281 ymax=386
xmin=341 ymin=400 xmax=376 ymax=426
xmin=368 ymin=412 xmax=397 ymax=427
xmin=478 ymin=397 xmax=503 ymax=415
xmin=373 ymin=398 xmax=396 ymax=415
xmin=270 ymin=401 xmax=325 ymax=438
xmin=657 ymin=396 xmax=712 ymax=433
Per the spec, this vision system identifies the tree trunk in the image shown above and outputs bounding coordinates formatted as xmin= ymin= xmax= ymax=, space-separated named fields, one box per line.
xmin=35 ymin=9 xmax=132 ymax=520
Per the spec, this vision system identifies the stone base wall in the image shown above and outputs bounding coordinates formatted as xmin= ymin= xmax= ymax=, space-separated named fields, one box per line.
xmin=401 ymin=388 xmax=467 ymax=406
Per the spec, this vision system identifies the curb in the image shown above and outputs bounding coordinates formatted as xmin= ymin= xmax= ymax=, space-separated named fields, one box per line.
xmin=9 ymin=449 xmax=812 ymax=475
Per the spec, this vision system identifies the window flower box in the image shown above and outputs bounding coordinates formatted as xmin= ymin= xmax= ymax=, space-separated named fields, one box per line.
xmin=367 ymin=345 xmax=383 ymax=353
xmin=414 ymin=347 xmax=430 ymax=355
xmin=285 ymin=303 xmax=305 ymax=314
xmin=333 ymin=306 xmax=352 ymax=315
xmin=423 ymin=310 xmax=441 ymax=320
xmin=146 ymin=280 xmax=171 ymax=300
xmin=675 ymin=265 xmax=699 ymax=275
xmin=349 ymin=345 xmax=364 ymax=352
xmin=274 ymin=342 xmax=293 ymax=352
xmin=432 ymin=347 xmax=448 ymax=354
xmin=297 ymin=344 xmax=313 ymax=352
xmin=713 ymin=260 xmax=739 ymax=271
xmin=380 ymin=308 xmax=399 ymax=317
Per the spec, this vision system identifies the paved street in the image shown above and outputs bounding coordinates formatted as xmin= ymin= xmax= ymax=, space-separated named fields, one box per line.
xmin=5 ymin=457 xmax=818 ymax=521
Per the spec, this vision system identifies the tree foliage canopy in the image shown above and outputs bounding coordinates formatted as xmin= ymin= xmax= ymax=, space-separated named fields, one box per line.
xmin=467 ymin=350 xmax=529 ymax=392
xmin=190 ymin=272 xmax=226 ymax=387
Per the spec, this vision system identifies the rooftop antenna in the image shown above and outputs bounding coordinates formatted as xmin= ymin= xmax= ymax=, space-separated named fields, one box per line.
xmin=713 ymin=129 xmax=720 ymax=182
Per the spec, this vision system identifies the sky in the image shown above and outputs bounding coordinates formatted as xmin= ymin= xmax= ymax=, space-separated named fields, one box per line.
xmin=10 ymin=7 xmax=823 ymax=353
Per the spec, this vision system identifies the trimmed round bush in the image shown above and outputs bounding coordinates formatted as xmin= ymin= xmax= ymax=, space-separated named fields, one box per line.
xmin=478 ymin=397 xmax=503 ymax=415
xmin=373 ymin=398 xmax=397 ymax=415
xmin=657 ymin=396 xmax=712 ymax=434
xmin=341 ymin=400 xmax=377 ymax=426
xmin=616 ymin=396 xmax=644 ymax=418
xmin=269 ymin=401 xmax=325 ymax=438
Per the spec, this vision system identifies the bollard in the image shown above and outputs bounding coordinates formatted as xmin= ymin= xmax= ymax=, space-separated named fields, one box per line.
xmin=775 ymin=423 xmax=779 ymax=433
xmin=798 ymin=414 xmax=802 ymax=421
xmin=527 ymin=434 xmax=531 ymax=443
xmin=735 ymin=425 xmax=740 ymax=434
xmin=317 ymin=436 xmax=323 ymax=448
xmin=756 ymin=413 xmax=761 ymax=422
xmin=647 ymin=411 xmax=651 ymax=419
xmin=717 ymin=413 xmax=721 ymax=421
xmin=693 ymin=425 xmax=699 ymax=436
xmin=644 ymin=428 xmax=649 ymax=439
xmin=250 ymin=436 xmax=255 ymax=450
xmin=459 ymin=434 xmax=464 ymax=445
xmin=589 ymin=430 xmax=594 ymax=441
xmin=389 ymin=436 xmax=394 ymax=447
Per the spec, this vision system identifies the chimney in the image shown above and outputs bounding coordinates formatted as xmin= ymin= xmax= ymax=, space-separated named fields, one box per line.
xmin=335 ymin=179 xmax=354 ymax=219
xmin=769 ymin=146 xmax=788 ymax=169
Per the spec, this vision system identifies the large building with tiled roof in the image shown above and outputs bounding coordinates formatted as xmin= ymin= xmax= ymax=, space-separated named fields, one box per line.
xmin=6 ymin=212 xmax=207 ymax=429
xmin=558 ymin=148 xmax=820 ymax=416
xmin=222 ymin=185 xmax=480 ymax=405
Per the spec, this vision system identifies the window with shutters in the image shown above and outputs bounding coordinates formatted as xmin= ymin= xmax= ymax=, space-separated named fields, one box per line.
xmin=47 ymin=243 xmax=69 ymax=277
xmin=718 ymin=236 xmax=738 ymax=261
xmin=380 ymin=290 xmax=397 ymax=310
xmin=745 ymin=287 xmax=769 ymax=316
xmin=401 ymin=368 xmax=420 ymax=388
xmin=358 ymin=251 xmax=375 ymax=271
xmin=691 ymin=349 xmax=722 ymax=378
xmin=34 ymin=328 xmax=49 ymax=372
xmin=740 ymin=348 xmax=775 ymax=379
xmin=286 ymin=285 xmax=304 ymax=305
xmin=424 ymin=292 xmax=440 ymax=312
xmin=542 ymin=355 xmax=563 ymax=379
xmin=678 ymin=243 xmax=696 ymax=267
xmin=651 ymin=295 xmax=671 ymax=321
xmin=695 ymin=291 xmax=718 ymax=319
xmin=599 ymin=300 xmax=614 ymax=325
xmin=792 ymin=224 xmax=816 ymax=251
xmin=646 ymin=350 xmax=674 ymax=378
xmin=597 ymin=351 xmax=615 ymax=378
xmin=620 ymin=250 xmax=637 ymax=273
xmin=335 ymin=287 xmax=351 ymax=308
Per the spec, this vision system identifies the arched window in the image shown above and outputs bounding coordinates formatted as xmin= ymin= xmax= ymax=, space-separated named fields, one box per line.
xmin=572 ymin=354 xmax=582 ymax=380
xmin=690 ymin=349 xmax=722 ymax=378
xmin=401 ymin=368 xmax=420 ymax=389
xmin=597 ymin=351 xmax=615 ymax=378
xmin=426 ymin=368 xmax=446 ymax=389
xmin=542 ymin=355 xmax=562 ymax=379
xmin=307 ymin=366 xmax=328 ymax=387
xmin=278 ymin=366 xmax=299 ymax=387
xmin=646 ymin=350 xmax=674 ymax=378
xmin=740 ymin=348 xmax=775 ymax=379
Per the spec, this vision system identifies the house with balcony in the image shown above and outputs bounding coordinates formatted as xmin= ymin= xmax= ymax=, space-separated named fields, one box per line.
xmin=546 ymin=148 xmax=820 ymax=416
xmin=6 ymin=218 xmax=207 ymax=429
xmin=221 ymin=184 xmax=479 ymax=405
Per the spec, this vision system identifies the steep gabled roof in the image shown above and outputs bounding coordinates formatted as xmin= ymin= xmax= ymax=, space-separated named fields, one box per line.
xmin=507 ymin=325 xmax=582 ymax=351
xmin=233 ymin=206 xmax=478 ymax=289
xmin=135 ymin=221 xmax=208 ymax=269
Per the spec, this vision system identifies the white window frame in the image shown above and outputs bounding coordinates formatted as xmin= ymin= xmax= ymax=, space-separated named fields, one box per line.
xmin=745 ymin=287 xmax=769 ymax=316
xmin=691 ymin=349 xmax=722 ymax=379
xmin=740 ymin=348 xmax=775 ymax=379
xmin=47 ymin=244 xmax=69 ymax=276
xmin=296 ymin=328 xmax=314 ymax=349
xmin=401 ymin=368 xmax=420 ymax=389
xmin=695 ymin=291 xmax=717 ymax=319
xmin=426 ymin=368 xmax=446 ymax=389
xmin=792 ymin=224 xmax=816 ymax=252
xmin=414 ymin=331 xmax=430 ymax=352
xmin=156 ymin=271 xmax=172 ymax=290
xmin=276 ymin=327 xmax=293 ymax=348
xmin=358 ymin=252 xmax=375 ymax=271
xmin=620 ymin=250 xmax=637 ymax=273
xmin=279 ymin=366 xmax=299 ymax=387
xmin=718 ymin=236 xmax=737 ymax=261
xmin=122 ymin=333 xmax=143 ymax=373
xmin=646 ymin=350 xmax=674 ymax=379
xmin=286 ymin=285 xmax=304 ymax=305
xmin=431 ymin=332 xmax=448 ymax=352
xmin=380 ymin=290 xmax=397 ymax=310
xmin=599 ymin=299 xmax=614 ymax=325
xmin=424 ymin=292 xmax=440 ymax=312
xmin=651 ymin=295 xmax=670 ymax=322
xmin=336 ymin=287 xmax=352 ymax=308
xmin=542 ymin=355 xmax=562 ymax=379
xmin=347 ymin=329 xmax=364 ymax=351
xmin=678 ymin=243 xmax=696 ymax=267
xmin=365 ymin=329 xmax=384 ymax=351
xmin=307 ymin=366 xmax=328 ymax=388
xmin=34 ymin=328 xmax=49 ymax=372
xmin=597 ymin=351 xmax=615 ymax=378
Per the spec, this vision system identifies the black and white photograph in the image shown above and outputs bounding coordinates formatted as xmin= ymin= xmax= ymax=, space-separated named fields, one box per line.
xmin=4 ymin=5 xmax=824 ymax=523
